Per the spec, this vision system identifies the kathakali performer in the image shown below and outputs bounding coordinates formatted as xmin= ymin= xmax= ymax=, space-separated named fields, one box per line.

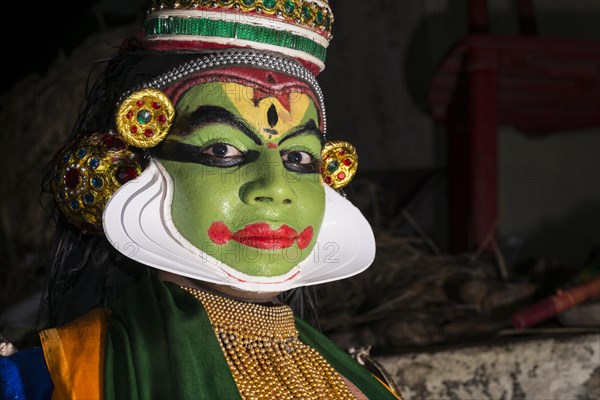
xmin=0 ymin=0 xmax=400 ymax=398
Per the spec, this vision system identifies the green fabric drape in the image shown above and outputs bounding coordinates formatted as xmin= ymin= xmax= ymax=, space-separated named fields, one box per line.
xmin=105 ymin=276 xmax=241 ymax=399
xmin=105 ymin=276 xmax=397 ymax=399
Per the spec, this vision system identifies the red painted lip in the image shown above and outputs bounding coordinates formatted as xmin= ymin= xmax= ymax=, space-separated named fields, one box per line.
xmin=208 ymin=222 xmax=313 ymax=250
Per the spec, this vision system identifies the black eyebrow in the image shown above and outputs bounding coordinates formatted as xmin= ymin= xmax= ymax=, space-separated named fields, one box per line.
xmin=278 ymin=120 xmax=324 ymax=145
xmin=173 ymin=105 xmax=263 ymax=145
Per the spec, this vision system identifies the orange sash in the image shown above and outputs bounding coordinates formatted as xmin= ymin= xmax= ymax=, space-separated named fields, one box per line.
xmin=39 ymin=308 xmax=107 ymax=400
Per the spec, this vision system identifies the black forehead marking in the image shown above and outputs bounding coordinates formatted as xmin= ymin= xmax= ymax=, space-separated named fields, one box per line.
xmin=267 ymin=104 xmax=279 ymax=129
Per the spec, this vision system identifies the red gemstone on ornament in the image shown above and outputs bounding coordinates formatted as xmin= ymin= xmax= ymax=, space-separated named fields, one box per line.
xmin=115 ymin=166 xmax=139 ymax=184
xmin=126 ymin=110 xmax=134 ymax=119
xmin=144 ymin=129 xmax=154 ymax=137
xmin=136 ymin=100 xmax=145 ymax=107
xmin=157 ymin=114 xmax=167 ymax=124
xmin=65 ymin=169 xmax=81 ymax=188
xmin=343 ymin=158 xmax=352 ymax=166
xmin=103 ymin=135 xmax=125 ymax=150
xmin=338 ymin=150 xmax=346 ymax=156
xmin=337 ymin=172 xmax=346 ymax=180
xmin=152 ymin=102 xmax=161 ymax=109
xmin=130 ymin=126 xmax=138 ymax=134
xmin=324 ymin=176 xmax=332 ymax=185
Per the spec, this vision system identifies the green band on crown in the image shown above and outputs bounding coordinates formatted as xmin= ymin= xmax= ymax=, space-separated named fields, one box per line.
xmin=145 ymin=17 xmax=327 ymax=63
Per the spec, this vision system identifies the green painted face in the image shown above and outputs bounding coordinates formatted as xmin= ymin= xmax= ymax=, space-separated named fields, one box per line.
xmin=158 ymin=81 xmax=325 ymax=277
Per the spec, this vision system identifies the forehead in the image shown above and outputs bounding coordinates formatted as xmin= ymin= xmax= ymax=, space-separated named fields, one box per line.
xmin=176 ymin=81 xmax=320 ymax=140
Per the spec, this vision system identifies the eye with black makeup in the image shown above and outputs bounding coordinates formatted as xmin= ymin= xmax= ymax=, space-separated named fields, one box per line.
xmin=203 ymin=143 xmax=242 ymax=158
xmin=154 ymin=141 xmax=258 ymax=168
xmin=200 ymin=143 xmax=249 ymax=167
xmin=281 ymin=149 xmax=319 ymax=174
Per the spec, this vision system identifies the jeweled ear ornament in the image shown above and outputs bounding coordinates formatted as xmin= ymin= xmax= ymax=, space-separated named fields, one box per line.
xmin=320 ymin=140 xmax=358 ymax=190
xmin=115 ymin=88 xmax=175 ymax=148
xmin=51 ymin=132 xmax=142 ymax=233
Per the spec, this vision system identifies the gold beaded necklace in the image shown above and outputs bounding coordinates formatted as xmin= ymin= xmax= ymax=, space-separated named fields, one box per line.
xmin=182 ymin=286 xmax=356 ymax=400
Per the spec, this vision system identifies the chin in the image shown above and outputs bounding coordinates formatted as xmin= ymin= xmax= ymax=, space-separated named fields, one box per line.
xmin=229 ymin=263 xmax=300 ymax=279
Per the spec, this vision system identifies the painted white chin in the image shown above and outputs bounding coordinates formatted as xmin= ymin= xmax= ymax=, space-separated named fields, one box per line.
xmin=103 ymin=159 xmax=375 ymax=293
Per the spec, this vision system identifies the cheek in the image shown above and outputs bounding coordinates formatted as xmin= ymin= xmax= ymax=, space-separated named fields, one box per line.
xmin=293 ymin=179 xmax=326 ymax=219
xmin=172 ymin=166 xmax=248 ymax=224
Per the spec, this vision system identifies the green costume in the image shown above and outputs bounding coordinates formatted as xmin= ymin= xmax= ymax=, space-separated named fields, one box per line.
xmin=105 ymin=276 xmax=397 ymax=399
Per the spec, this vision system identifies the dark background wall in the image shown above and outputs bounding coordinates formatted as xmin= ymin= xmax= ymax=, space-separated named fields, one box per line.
xmin=325 ymin=0 xmax=600 ymax=266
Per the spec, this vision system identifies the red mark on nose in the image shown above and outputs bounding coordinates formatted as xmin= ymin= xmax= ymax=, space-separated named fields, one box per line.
xmin=267 ymin=143 xmax=278 ymax=149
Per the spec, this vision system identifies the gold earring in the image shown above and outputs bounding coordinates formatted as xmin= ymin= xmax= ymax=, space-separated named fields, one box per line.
xmin=320 ymin=141 xmax=358 ymax=190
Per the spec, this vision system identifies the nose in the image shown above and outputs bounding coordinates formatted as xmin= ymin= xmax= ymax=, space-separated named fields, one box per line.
xmin=239 ymin=156 xmax=297 ymax=206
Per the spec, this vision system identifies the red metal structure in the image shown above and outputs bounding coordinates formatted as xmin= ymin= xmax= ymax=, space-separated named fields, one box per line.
xmin=430 ymin=0 xmax=600 ymax=251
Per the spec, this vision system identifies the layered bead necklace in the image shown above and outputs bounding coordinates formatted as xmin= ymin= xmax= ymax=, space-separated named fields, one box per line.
xmin=182 ymin=286 xmax=356 ymax=400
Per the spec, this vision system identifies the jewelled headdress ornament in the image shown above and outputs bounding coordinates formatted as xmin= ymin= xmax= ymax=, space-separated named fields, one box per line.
xmin=145 ymin=0 xmax=333 ymax=74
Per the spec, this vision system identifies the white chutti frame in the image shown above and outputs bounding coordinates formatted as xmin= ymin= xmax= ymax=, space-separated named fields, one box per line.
xmin=104 ymin=159 xmax=375 ymax=292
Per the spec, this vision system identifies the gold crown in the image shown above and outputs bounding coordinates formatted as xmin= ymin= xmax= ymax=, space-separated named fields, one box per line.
xmin=149 ymin=0 xmax=333 ymax=35
xmin=145 ymin=0 xmax=334 ymax=72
